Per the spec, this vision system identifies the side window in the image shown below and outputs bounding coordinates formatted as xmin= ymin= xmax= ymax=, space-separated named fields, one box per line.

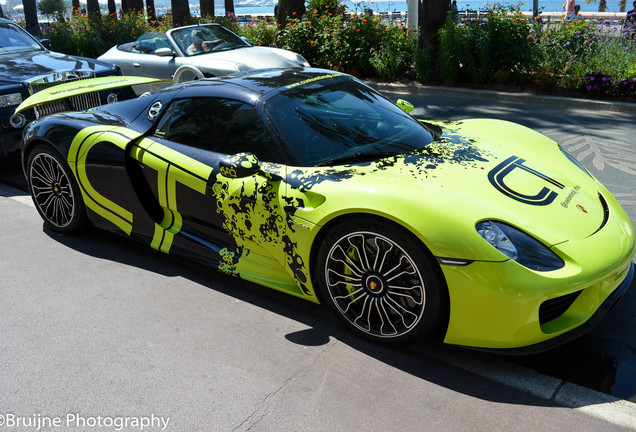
xmin=154 ymin=97 xmax=283 ymax=163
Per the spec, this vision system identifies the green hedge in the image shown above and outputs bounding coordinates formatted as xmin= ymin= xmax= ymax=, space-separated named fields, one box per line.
xmin=40 ymin=7 xmax=635 ymax=97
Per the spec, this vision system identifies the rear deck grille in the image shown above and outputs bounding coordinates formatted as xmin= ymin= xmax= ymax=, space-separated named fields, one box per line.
xmin=539 ymin=290 xmax=582 ymax=325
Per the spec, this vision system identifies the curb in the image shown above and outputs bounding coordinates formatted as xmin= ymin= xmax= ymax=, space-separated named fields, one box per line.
xmin=369 ymin=82 xmax=636 ymax=114
xmin=427 ymin=346 xmax=636 ymax=430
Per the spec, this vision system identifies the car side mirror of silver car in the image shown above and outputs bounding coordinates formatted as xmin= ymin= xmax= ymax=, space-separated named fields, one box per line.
xmin=155 ymin=48 xmax=175 ymax=57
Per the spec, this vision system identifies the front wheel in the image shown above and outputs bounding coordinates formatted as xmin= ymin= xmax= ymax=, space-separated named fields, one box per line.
xmin=173 ymin=65 xmax=205 ymax=83
xmin=27 ymin=145 xmax=88 ymax=234
xmin=316 ymin=218 xmax=448 ymax=343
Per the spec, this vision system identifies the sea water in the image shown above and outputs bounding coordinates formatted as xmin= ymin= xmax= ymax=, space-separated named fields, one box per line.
xmin=221 ymin=0 xmax=627 ymax=16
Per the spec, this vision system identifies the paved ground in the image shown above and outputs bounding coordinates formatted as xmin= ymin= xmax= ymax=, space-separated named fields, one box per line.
xmin=0 ymin=88 xmax=635 ymax=431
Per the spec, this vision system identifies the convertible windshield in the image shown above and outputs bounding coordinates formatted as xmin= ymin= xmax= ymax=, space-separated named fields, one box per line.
xmin=266 ymin=78 xmax=435 ymax=167
xmin=169 ymin=24 xmax=249 ymax=56
xmin=0 ymin=22 xmax=42 ymax=54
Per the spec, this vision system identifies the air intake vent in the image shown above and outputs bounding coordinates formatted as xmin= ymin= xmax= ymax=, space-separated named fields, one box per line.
xmin=539 ymin=290 xmax=582 ymax=325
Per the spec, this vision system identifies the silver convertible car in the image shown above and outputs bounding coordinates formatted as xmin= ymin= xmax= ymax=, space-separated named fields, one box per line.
xmin=98 ymin=23 xmax=310 ymax=83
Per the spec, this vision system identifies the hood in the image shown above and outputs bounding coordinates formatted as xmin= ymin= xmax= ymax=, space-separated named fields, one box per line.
xmin=292 ymin=119 xmax=606 ymax=248
xmin=0 ymin=49 xmax=118 ymax=84
xmin=438 ymin=119 xmax=605 ymax=245
xmin=191 ymin=46 xmax=304 ymax=71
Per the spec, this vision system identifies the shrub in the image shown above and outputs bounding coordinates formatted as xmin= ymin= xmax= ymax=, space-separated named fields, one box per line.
xmin=276 ymin=12 xmax=414 ymax=79
xmin=234 ymin=20 xmax=276 ymax=46
xmin=43 ymin=11 xmax=171 ymax=58
xmin=437 ymin=4 xmax=538 ymax=85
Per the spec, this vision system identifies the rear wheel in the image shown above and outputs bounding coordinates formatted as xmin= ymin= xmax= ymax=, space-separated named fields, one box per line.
xmin=27 ymin=145 xmax=88 ymax=233
xmin=316 ymin=218 xmax=448 ymax=343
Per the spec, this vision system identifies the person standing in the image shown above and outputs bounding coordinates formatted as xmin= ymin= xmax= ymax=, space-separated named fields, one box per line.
xmin=627 ymin=1 xmax=636 ymax=28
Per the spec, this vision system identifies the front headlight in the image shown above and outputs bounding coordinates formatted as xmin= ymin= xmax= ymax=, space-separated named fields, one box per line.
xmin=0 ymin=93 xmax=22 ymax=108
xmin=476 ymin=221 xmax=564 ymax=271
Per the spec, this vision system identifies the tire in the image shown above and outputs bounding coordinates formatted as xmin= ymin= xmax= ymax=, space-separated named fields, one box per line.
xmin=316 ymin=217 xmax=448 ymax=343
xmin=27 ymin=145 xmax=88 ymax=234
xmin=173 ymin=65 xmax=205 ymax=83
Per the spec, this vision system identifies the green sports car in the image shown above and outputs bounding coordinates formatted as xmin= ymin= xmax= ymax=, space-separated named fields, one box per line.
xmin=16 ymin=69 xmax=635 ymax=353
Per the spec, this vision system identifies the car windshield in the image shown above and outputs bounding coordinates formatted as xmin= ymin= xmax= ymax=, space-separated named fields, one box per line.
xmin=265 ymin=77 xmax=435 ymax=167
xmin=168 ymin=25 xmax=249 ymax=57
xmin=130 ymin=32 xmax=172 ymax=54
xmin=0 ymin=22 xmax=42 ymax=54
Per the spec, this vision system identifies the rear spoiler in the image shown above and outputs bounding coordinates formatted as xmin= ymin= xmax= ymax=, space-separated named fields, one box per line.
xmin=14 ymin=76 xmax=172 ymax=115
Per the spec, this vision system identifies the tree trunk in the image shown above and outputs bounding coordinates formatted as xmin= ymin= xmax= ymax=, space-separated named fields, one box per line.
xmin=108 ymin=0 xmax=117 ymax=17
xmin=22 ymin=0 xmax=41 ymax=35
xmin=418 ymin=0 xmax=449 ymax=49
xmin=87 ymin=0 xmax=101 ymax=17
xmin=200 ymin=0 xmax=214 ymax=17
xmin=275 ymin=0 xmax=305 ymax=29
xmin=147 ymin=0 xmax=158 ymax=23
xmin=171 ymin=0 xmax=191 ymax=26
xmin=127 ymin=0 xmax=144 ymax=12
xmin=598 ymin=0 xmax=607 ymax=12
xmin=225 ymin=0 xmax=234 ymax=16
xmin=618 ymin=0 xmax=626 ymax=12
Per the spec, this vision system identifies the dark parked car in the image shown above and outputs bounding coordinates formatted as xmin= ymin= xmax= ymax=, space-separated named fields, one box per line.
xmin=0 ymin=18 xmax=122 ymax=159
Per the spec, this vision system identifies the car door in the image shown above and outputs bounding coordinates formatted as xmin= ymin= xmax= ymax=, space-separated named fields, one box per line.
xmin=132 ymin=95 xmax=291 ymax=272
xmin=128 ymin=34 xmax=180 ymax=80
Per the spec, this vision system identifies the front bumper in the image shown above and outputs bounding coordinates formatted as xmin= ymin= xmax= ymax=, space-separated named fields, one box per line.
xmin=462 ymin=262 xmax=633 ymax=355
xmin=441 ymin=191 xmax=635 ymax=351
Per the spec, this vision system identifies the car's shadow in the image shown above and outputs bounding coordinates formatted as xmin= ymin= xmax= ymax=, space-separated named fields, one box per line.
xmin=41 ymin=222 xmax=634 ymax=408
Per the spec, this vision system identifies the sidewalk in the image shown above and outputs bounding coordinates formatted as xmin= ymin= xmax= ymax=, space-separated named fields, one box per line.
xmin=370 ymin=82 xmax=636 ymax=114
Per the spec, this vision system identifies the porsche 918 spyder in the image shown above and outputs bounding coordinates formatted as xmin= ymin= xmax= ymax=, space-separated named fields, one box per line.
xmin=16 ymin=69 xmax=635 ymax=353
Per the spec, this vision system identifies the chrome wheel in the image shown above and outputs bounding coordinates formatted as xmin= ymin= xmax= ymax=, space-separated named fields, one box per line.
xmin=30 ymin=153 xmax=75 ymax=228
xmin=324 ymin=231 xmax=426 ymax=338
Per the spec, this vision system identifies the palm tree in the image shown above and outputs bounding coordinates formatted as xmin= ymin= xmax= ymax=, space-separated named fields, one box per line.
xmin=147 ymin=0 xmax=158 ymax=23
xmin=107 ymin=0 xmax=117 ymax=17
xmin=200 ymin=0 xmax=215 ymax=17
xmin=87 ymin=0 xmax=101 ymax=17
xmin=172 ymin=0 xmax=191 ymax=26
xmin=275 ymin=0 xmax=305 ymax=28
xmin=418 ymin=0 xmax=449 ymax=78
xmin=22 ymin=0 xmax=41 ymax=35
xmin=225 ymin=0 xmax=234 ymax=15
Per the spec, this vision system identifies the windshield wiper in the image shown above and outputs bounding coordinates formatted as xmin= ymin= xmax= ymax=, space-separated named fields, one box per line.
xmin=315 ymin=151 xmax=400 ymax=167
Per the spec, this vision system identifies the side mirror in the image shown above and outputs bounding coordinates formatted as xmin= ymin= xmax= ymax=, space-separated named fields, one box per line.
xmin=155 ymin=47 xmax=174 ymax=57
xmin=219 ymin=152 xmax=260 ymax=178
xmin=396 ymin=99 xmax=414 ymax=114
xmin=39 ymin=39 xmax=52 ymax=49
